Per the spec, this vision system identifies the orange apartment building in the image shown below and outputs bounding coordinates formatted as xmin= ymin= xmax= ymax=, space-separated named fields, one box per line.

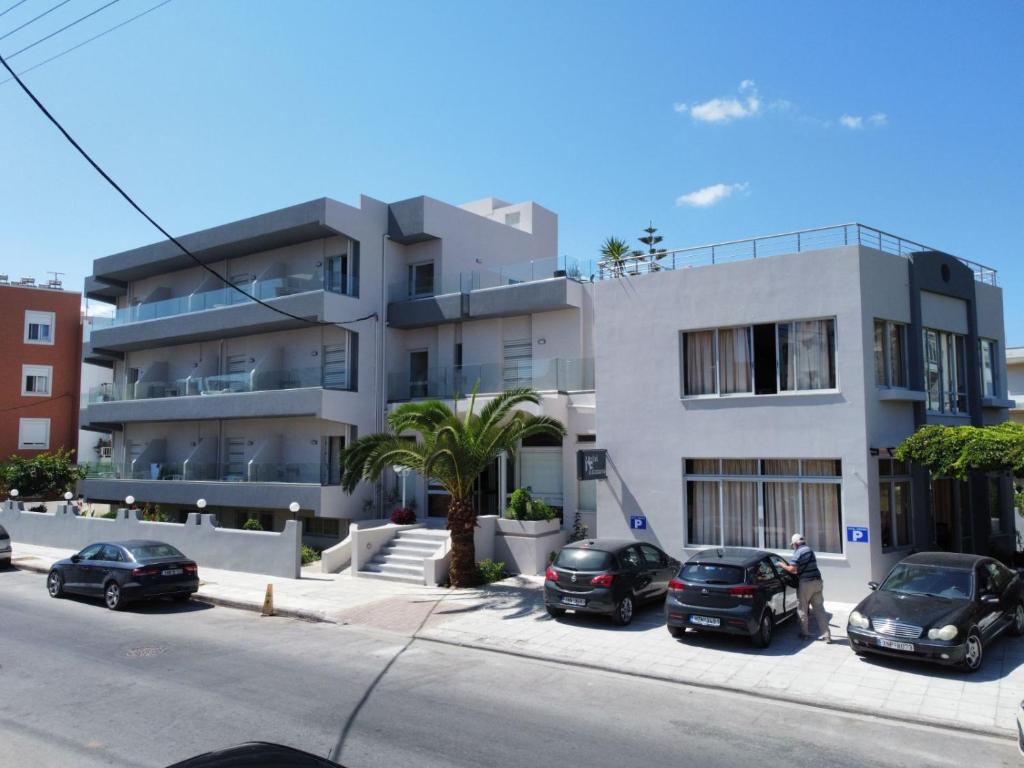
xmin=0 ymin=277 xmax=83 ymax=459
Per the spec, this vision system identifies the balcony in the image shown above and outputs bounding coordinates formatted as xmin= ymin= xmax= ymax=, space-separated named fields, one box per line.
xmin=82 ymin=461 xmax=325 ymax=483
xmin=387 ymin=357 xmax=594 ymax=402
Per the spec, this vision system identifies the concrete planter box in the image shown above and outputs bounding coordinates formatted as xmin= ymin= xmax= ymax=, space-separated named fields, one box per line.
xmin=494 ymin=517 xmax=567 ymax=576
xmin=495 ymin=517 xmax=561 ymax=537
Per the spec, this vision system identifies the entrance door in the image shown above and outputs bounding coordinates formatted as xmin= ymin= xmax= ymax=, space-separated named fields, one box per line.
xmin=933 ymin=479 xmax=958 ymax=552
xmin=409 ymin=350 xmax=429 ymax=399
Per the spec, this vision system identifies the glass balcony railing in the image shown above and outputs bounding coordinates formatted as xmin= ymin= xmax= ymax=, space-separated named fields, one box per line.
xmin=387 ymin=357 xmax=594 ymax=401
xmin=83 ymin=315 xmax=115 ymax=341
xmin=108 ymin=271 xmax=359 ymax=326
xmin=81 ymin=461 xmax=328 ymax=484
xmin=87 ymin=366 xmax=349 ymax=403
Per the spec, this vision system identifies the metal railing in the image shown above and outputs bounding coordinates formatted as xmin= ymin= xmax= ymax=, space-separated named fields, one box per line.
xmin=388 ymin=256 xmax=597 ymax=302
xmin=595 ymin=223 xmax=998 ymax=286
xmin=81 ymin=461 xmax=326 ymax=484
xmin=388 ymin=357 xmax=595 ymax=401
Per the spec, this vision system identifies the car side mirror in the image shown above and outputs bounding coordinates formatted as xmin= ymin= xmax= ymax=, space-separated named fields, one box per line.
xmin=981 ymin=594 xmax=1000 ymax=605
xmin=867 ymin=581 xmax=879 ymax=591
xmin=70 ymin=554 xmax=81 ymax=563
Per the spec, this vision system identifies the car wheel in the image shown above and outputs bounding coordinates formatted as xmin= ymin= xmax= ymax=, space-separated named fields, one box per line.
xmin=752 ymin=610 xmax=774 ymax=648
xmin=1012 ymin=604 xmax=1024 ymax=637
xmin=46 ymin=570 xmax=64 ymax=598
xmin=962 ymin=630 xmax=983 ymax=673
xmin=612 ymin=595 xmax=634 ymax=626
xmin=104 ymin=581 xmax=126 ymax=611
xmin=546 ymin=605 xmax=565 ymax=618
xmin=172 ymin=593 xmax=192 ymax=602
xmin=668 ymin=625 xmax=685 ymax=639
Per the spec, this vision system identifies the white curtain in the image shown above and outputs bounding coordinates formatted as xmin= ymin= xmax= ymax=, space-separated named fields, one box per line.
xmin=723 ymin=481 xmax=757 ymax=546
xmin=684 ymin=331 xmax=716 ymax=395
xmin=889 ymin=324 xmax=905 ymax=387
xmin=780 ymin=319 xmax=836 ymax=391
xmin=687 ymin=480 xmax=720 ymax=545
xmin=802 ymin=483 xmax=842 ymax=553
xmin=764 ymin=481 xmax=800 ymax=549
xmin=718 ymin=327 xmax=752 ymax=394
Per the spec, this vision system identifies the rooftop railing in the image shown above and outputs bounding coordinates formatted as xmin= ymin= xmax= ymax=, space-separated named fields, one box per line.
xmin=595 ymin=223 xmax=998 ymax=286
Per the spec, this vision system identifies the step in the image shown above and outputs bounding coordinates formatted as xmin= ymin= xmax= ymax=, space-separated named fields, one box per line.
xmin=366 ymin=560 xmax=424 ymax=576
xmin=359 ymin=570 xmax=424 ymax=585
xmin=382 ymin=543 xmax=441 ymax=558
xmin=396 ymin=533 xmax=450 ymax=545
xmin=374 ymin=552 xmax=428 ymax=564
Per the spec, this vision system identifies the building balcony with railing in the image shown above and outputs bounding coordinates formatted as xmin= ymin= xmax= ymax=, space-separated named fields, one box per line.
xmin=387 ymin=357 xmax=594 ymax=402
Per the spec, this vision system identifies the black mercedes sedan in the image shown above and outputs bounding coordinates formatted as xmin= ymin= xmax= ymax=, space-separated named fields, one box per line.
xmin=544 ymin=539 xmax=679 ymax=625
xmin=665 ymin=548 xmax=799 ymax=647
xmin=47 ymin=540 xmax=199 ymax=610
xmin=847 ymin=552 xmax=1024 ymax=672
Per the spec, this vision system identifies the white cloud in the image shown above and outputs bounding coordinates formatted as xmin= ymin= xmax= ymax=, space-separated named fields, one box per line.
xmin=868 ymin=112 xmax=887 ymax=126
xmin=672 ymin=102 xmax=688 ymax=113
xmin=840 ymin=112 xmax=888 ymax=130
xmin=675 ymin=182 xmax=749 ymax=208
xmin=676 ymin=80 xmax=761 ymax=123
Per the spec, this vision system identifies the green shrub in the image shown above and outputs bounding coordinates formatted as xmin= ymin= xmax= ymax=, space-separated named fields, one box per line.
xmin=477 ymin=558 xmax=507 ymax=584
xmin=140 ymin=504 xmax=169 ymax=522
xmin=504 ymin=488 xmax=531 ymax=519
xmin=301 ymin=545 xmax=321 ymax=565
xmin=0 ymin=449 xmax=86 ymax=499
xmin=568 ymin=510 xmax=590 ymax=542
xmin=242 ymin=517 xmax=263 ymax=531
xmin=524 ymin=499 xmax=556 ymax=521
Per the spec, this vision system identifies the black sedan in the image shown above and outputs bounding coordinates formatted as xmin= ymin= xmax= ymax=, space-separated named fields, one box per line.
xmin=847 ymin=552 xmax=1024 ymax=672
xmin=665 ymin=548 xmax=798 ymax=647
xmin=47 ymin=540 xmax=199 ymax=610
xmin=544 ymin=539 xmax=679 ymax=625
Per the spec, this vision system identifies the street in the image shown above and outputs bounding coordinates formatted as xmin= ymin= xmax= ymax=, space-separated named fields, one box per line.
xmin=0 ymin=568 xmax=1018 ymax=768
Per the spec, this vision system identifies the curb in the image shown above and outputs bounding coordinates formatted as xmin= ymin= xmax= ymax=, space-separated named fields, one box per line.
xmin=415 ymin=633 xmax=1015 ymax=742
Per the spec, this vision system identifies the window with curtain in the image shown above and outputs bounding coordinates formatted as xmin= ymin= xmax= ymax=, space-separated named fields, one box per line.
xmin=764 ymin=481 xmax=800 ymax=549
xmin=923 ymin=328 xmax=968 ymax=414
xmin=802 ymin=483 xmax=842 ymax=553
xmin=873 ymin=321 xmax=886 ymax=386
xmin=723 ymin=481 xmax=758 ymax=546
xmin=686 ymin=480 xmax=720 ymax=545
xmin=779 ymin=319 xmax=836 ymax=391
xmin=718 ymin=327 xmax=752 ymax=394
xmin=682 ymin=330 xmax=716 ymax=395
xmin=874 ymin=319 xmax=907 ymax=388
xmin=879 ymin=459 xmax=912 ymax=550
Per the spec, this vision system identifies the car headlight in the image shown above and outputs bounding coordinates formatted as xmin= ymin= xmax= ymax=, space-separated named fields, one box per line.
xmin=848 ymin=610 xmax=870 ymax=629
xmin=927 ymin=624 xmax=958 ymax=641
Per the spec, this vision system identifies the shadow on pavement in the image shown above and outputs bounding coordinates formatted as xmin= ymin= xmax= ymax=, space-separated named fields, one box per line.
xmin=56 ymin=593 xmax=215 ymax=615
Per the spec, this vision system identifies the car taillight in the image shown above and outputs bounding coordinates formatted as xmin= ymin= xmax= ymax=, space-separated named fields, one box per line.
xmin=132 ymin=566 xmax=159 ymax=577
xmin=183 ymin=563 xmax=198 ymax=575
xmin=728 ymin=585 xmax=756 ymax=598
xmin=590 ymin=573 xmax=615 ymax=587
xmin=668 ymin=578 xmax=686 ymax=592
xmin=544 ymin=566 xmax=558 ymax=582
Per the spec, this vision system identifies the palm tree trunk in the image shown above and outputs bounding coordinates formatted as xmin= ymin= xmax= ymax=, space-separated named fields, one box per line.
xmin=447 ymin=495 xmax=478 ymax=588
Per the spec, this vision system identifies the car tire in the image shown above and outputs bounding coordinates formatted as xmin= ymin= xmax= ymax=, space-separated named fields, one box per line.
xmin=752 ymin=609 xmax=774 ymax=648
xmin=172 ymin=593 xmax=192 ymax=602
xmin=46 ymin=570 xmax=64 ymax=598
xmin=104 ymin=581 xmax=126 ymax=611
xmin=1012 ymin=603 xmax=1024 ymax=637
xmin=961 ymin=629 xmax=984 ymax=673
xmin=668 ymin=625 xmax=685 ymax=639
xmin=611 ymin=595 xmax=634 ymax=626
xmin=546 ymin=605 xmax=565 ymax=618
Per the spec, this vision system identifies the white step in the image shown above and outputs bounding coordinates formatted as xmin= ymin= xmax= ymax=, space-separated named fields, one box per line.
xmin=359 ymin=570 xmax=423 ymax=585
xmin=375 ymin=552 xmax=428 ymax=564
xmin=367 ymin=560 xmax=424 ymax=576
xmin=396 ymin=533 xmax=449 ymax=546
xmin=383 ymin=543 xmax=440 ymax=557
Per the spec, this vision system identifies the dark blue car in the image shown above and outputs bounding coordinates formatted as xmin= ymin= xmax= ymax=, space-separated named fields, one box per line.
xmin=47 ymin=539 xmax=199 ymax=610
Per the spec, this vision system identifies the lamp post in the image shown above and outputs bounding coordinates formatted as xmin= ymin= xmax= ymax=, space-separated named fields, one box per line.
xmin=196 ymin=498 xmax=207 ymax=510
xmin=125 ymin=495 xmax=135 ymax=508
xmin=392 ymin=465 xmax=409 ymax=509
xmin=63 ymin=491 xmax=73 ymax=501
xmin=288 ymin=501 xmax=300 ymax=515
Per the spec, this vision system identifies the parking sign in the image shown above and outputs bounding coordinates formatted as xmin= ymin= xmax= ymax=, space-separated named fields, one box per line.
xmin=846 ymin=526 xmax=869 ymax=543
xmin=630 ymin=516 xmax=647 ymax=530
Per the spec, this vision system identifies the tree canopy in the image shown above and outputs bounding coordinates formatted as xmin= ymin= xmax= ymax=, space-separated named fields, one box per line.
xmin=893 ymin=422 xmax=1024 ymax=479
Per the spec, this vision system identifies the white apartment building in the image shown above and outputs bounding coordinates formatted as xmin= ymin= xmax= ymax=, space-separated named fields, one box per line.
xmin=1007 ymin=347 xmax=1024 ymax=424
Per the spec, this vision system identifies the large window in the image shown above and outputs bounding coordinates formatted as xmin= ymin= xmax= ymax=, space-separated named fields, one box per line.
xmin=681 ymin=318 xmax=836 ymax=398
xmin=924 ymin=328 xmax=967 ymax=413
xmin=18 ymin=418 xmax=50 ymax=449
xmin=980 ymin=339 xmax=997 ymax=398
xmin=879 ymin=459 xmax=912 ymax=550
xmin=24 ymin=310 xmax=54 ymax=345
xmin=21 ymin=364 xmax=52 ymax=396
xmin=408 ymin=261 xmax=435 ymax=298
xmin=873 ymin=319 xmax=907 ymax=388
xmin=685 ymin=458 xmax=843 ymax=553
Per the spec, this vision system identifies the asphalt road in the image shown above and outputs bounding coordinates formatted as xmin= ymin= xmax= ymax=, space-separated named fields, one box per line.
xmin=0 ymin=567 xmax=1019 ymax=768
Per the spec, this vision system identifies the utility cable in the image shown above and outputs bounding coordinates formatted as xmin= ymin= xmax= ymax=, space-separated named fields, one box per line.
xmin=0 ymin=0 xmax=72 ymax=43
xmin=5 ymin=0 xmax=122 ymax=60
xmin=0 ymin=0 xmax=31 ymax=21
xmin=0 ymin=51 xmax=378 ymax=329
xmin=0 ymin=0 xmax=173 ymax=84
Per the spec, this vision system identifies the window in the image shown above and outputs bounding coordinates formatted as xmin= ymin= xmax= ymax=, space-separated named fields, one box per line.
xmin=504 ymin=211 xmax=521 ymax=226
xmin=408 ymin=261 xmax=435 ymax=297
xmin=578 ymin=479 xmax=596 ymax=511
xmin=22 ymin=365 xmax=52 ymax=396
xmin=879 ymin=459 xmax=912 ymax=550
xmin=24 ymin=310 xmax=54 ymax=345
xmin=980 ymin=339 xmax=997 ymax=398
xmin=18 ymin=418 xmax=50 ymax=449
xmin=503 ymin=338 xmax=532 ymax=389
xmin=409 ymin=350 xmax=429 ymax=398
xmin=681 ymin=318 xmax=835 ymax=398
xmin=685 ymin=458 xmax=843 ymax=553
xmin=873 ymin=320 xmax=907 ymax=388
xmin=924 ymin=328 xmax=968 ymax=413
xmin=304 ymin=517 xmax=341 ymax=537
xmin=619 ymin=547 xmax=642 ymax=570
xmin=639 ymin=544 xmax=666 ymax=568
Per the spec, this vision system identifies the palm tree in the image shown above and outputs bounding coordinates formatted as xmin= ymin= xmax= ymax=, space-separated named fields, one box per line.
xmin=340 ymin=388 xmax=566 ymax=587
xmin=599 ymin=236 xmax=631 ymax=277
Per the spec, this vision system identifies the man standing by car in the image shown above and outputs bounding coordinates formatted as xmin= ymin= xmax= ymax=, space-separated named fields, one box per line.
xmin=778 ymin=533 xmax=831 ymax=643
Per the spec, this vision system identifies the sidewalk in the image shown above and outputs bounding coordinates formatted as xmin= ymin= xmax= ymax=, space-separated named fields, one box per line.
xmin=11 ymin=543 xmax=1022 ymax=739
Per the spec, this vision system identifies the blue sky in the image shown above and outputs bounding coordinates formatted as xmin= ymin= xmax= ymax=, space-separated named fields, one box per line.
xmin=1 ymin=1 xmax=1022 ymax=341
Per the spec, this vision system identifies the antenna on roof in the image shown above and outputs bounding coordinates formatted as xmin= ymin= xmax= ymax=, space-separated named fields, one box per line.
xmin=46 ymin=271 xmax=64 ymax=290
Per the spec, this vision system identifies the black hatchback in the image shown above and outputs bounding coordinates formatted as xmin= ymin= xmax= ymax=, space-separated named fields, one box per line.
xmin=665 ymin=548 xmax=799 ymax=647
xmin=544 ymin=539 xmax=679 ymax=625
xmin=47 ymin=540 xmax=199 ymax=610
xmin=847 ymin=552 xmax=1024 ymax=672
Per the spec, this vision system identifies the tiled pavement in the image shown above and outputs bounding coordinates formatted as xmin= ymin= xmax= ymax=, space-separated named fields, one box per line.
xmin=12 ymin=543 xmax=1023 ymax=737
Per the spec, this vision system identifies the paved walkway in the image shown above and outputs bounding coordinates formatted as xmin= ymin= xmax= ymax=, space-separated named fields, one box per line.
xmin=11 ymin=543 xmax=1023 ymax=739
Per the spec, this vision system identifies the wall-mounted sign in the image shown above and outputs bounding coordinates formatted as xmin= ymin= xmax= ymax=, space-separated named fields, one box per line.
xmin=847 ymin=526 xmax=869 ymax=543
xmin=577 ymin=449 xmax=607 ymax=480
xmin=630 ymin=516 xmax=648 ymax=530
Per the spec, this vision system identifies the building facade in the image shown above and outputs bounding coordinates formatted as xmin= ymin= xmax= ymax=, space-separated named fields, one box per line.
xmin=1007 ymin=347 xmax=1024 ymax=424
xmin=0 ymin=279 xmax=83 ymax=461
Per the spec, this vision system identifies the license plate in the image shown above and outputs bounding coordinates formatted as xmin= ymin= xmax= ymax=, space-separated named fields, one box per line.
xmin=877 ymin=638 xmax=914 ymax=652
xmin=690 ymin=615 xmax=721 ymax=627
xmin=560 ymin=596 xmax=586 ymax=607
xmin=162 ymin=568 xmax=183 ymax=576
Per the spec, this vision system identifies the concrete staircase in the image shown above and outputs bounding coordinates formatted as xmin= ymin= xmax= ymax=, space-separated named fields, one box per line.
xmin=359 ymin=528 xmax=450 ymax=584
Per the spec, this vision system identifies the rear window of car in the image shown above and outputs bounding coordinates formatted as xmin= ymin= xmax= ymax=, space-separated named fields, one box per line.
xmin=127 ymin=544 xmax=184 ymax=560
xmin=555 ymin=548 xmax=614 ymax=571
xmin=680 ymin=563 xmax=746 ymax=584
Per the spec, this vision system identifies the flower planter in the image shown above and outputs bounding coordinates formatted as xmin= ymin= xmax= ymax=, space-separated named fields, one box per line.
xmin=496 ymin=517 xmax=562 ymax=537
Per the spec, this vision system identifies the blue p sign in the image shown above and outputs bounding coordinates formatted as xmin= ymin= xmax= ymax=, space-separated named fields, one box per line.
xmin=630 ymin=516 xmax=647 ymax=530
xmin=846 ymin=526 xmax=869 ymax=543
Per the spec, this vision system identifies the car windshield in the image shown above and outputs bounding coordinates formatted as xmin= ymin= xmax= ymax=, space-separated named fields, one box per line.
xmin=127 ymin=543 xmax=184 ymax=560
xmin=879 ymin=564 xmax=972 ymax=599
xmin=555 ymin=548 xmax=614 ymax=571
xmin=680 ymin=563 xmax=746 ymax=584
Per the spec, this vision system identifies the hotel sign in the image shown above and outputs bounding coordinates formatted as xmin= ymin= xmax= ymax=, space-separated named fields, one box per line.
xmin=577 ymin=449 xmax=607 ymax=481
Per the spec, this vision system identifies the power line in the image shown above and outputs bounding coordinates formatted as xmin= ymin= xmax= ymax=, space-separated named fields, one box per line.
xmin=0 ymin=0 xmax=173 ymax=85
xmin=0 ymin=0 xmax=73 ymax=43
xmin=5 ymin=0 xmax=123 ymax=60
xmin=0 ymin=52 xmax=378 ymax=329
xmin=0 ymin=0 xmax=31 ymax=21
